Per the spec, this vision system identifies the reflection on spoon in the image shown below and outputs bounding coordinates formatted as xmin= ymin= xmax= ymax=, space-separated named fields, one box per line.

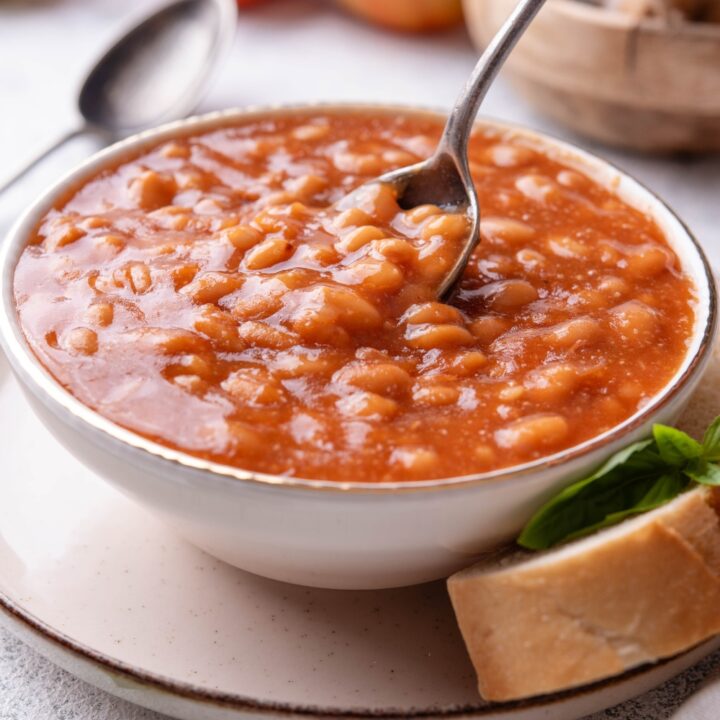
xmin=0 ymin=0 xmax=237 ymax=195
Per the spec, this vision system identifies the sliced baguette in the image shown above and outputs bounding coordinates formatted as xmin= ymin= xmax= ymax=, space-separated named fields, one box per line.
xmin=447 ymin=486 xmax=720 ymax=702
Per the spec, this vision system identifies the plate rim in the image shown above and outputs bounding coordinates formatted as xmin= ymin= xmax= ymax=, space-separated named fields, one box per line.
xmin=1 ymin=578 xmax=718 ymax=720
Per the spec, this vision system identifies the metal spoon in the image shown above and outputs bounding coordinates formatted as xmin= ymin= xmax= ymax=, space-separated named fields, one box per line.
xmin=372 ymin=0 xmax=547 ymax=300
xmin=0 ymin=0 xmax=237 ymax=195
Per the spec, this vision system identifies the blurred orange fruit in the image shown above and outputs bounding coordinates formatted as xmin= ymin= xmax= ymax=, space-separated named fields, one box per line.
xmin=337 ymin=0 xmax=463 ymax=32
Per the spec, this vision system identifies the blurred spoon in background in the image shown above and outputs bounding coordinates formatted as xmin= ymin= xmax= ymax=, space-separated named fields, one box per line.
xmin=0 ymin=0 xmax=237 ymax=195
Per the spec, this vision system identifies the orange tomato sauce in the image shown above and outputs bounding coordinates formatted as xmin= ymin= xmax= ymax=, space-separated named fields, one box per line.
xmin=14 ymin=112 xmax=695 ymax=481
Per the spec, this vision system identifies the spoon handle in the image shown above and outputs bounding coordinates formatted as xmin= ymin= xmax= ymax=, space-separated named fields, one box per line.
xmin=438 ymin=0 xmax=548 ymax=163
xmin=0 ymin=125 xmax=87 ymax=196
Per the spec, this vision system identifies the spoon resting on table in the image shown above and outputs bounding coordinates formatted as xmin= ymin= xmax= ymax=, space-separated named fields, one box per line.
xmin=0 ymin=0 xmax=237 ymax=196
xmin=351 ymin=0 xmax=548 ymax=301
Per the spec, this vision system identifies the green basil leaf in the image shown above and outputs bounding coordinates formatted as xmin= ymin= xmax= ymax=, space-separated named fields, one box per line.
xmin=653 ymin=424 xmax=703 ymax=466
xmin=685 ymin=457 xmax=720 ymax=486
xmin=562 ymin=471 xmax=689 ymax=543
xmin=702 ymin=416 xmax=720 ymax=461
xmin=518 ymin=440 xmax=668 ymax=550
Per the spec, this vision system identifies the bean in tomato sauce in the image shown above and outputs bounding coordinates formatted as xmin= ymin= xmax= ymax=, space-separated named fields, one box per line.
xmin=13 ymin=112 xmax=695 ymax=481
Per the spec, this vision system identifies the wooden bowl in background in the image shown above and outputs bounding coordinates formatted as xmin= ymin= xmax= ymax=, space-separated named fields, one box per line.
xmin=463 ymin=0 xmax=720 ymax=153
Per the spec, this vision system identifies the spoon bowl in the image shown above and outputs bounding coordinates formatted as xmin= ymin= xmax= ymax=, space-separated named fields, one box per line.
xmin=0 ymin=0 xmax=236 ymax=194
xmin=79 ymin=0 xmax=236 ymax=134
xmin=361 ymin=0 xmax=547 ymax=299
xmin=374 ymin=152 xmax=479 ymax=301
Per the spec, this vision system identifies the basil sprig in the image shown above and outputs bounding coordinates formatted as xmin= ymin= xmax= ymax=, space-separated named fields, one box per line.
xmin=518 ymin=416 xmax=720 ymax=550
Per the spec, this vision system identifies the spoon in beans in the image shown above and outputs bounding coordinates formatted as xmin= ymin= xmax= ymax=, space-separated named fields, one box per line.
xmin=354 ymin=0 xmax=548 ymax=301
xmin=0 ymin=0 xmax=236 ymax=195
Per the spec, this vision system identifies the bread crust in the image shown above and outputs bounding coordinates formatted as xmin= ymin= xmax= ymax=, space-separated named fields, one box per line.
xmin=447 ymin=487 xmax=720 ymax=702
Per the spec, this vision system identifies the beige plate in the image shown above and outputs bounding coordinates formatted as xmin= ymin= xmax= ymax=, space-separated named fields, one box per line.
xmin=0 ymin=350 xmax=718 ymax=720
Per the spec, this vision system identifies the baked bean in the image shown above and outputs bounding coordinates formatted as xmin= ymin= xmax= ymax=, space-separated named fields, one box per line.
xmin=370 ymin=237 xmax=417 ymax=265
xmin=167 ymin=353 xmax=214 ymax=380
xmin=128 ymin=327 xmax=210 ymax=356
xmin=495 ymin=414 xmax=569 ymax=452
xmin=231 ymin=292 xmax=282 ymax=321
xmin=65 ymin=327 xmax=98 ymax=355
xmin=333 ymin=363 xmax=412 ymax=397
xmin=547 ymin=235 xmax=589 ymax=259
xmin=156 ymin=208 xmax=192 ymax=231
xmin=81 ymin=216 xmax=111 ymax=230
xmin=391 ymin=447 xmax=440 ymax=475
xmin=469 ymin=316 xmax=510 ymax=344
xmin=479 ymin=280 xmax=538 ymax=311
xmin=405 ymin=204 xmax=442 ymax=223
xmin=363 ymin=182 xmax=400 ymax=223
xmin=161 ymin=141 xmax=191 ymax=159
xmin=610 ymin=301 xmax=658 ymax=341
xmin=292 ymin=123 xmax=330 ymax=141
xmin=94 ymin=233 xmax=126 ymax=254
xmin=382 ymin=149 xmax=416 ymax=165
xmin=264 ymin=191 xmax=298 ymax=209
xmin=598 ymin=275 xmax=629 ymax=298
xmin=238 ymin=321 xmax=297 ymax=350
xmin=287 ymin=173 xmax=328 ymax=198
xmin=545 ymin=317 xmax=600 ymax=349
xmin=127 ymin=263 xmax=152 ymax=294
xmin=451 ymin=351 xmax=487 ymax=375
xmin=224 ymin=224 xmax=264 ymax=251
xmin=194 ymin=307 xmax=246 ymax=352
xmin=625 ymin=245 xmax=670 ymax=279
xmin=499 ymin=384 xmax=524 ymax=401
xmin=413 ymin=384 xmax=459 ymax=406
xmin=223 ymin=368 xmax=286 ymax=406
xmin=181 ymin=272 xmax=244 ymax=304
xmin=516 ymin=249 xmax=546 ymax=271
xmin=338 ymin=225 xmax=386 ymax=252
xmin=319 ymin=286 xmax=383 ymax=330
xmin=295 ymin=243 xmax=340 ymax=267
xmin=406 ymin=324 xmax=474 ymax=350
xmin=577 ymin=289 xmax=607 ymax=310
xmin=272 ymin=351 xmax=342 ymax=379
xmin=245 ymin=237 xmax=293 ymax=270
xmin=334 ymin=152 xmax=385 ymax=176
xmin=481 ymin=217 xmax=535 ymax=244
xmin=403 ymin=302 xmax=463 ymax=325
xmin=85 ymin=302 xmax=114 ymax=327
xmin=171 ymin=263 xmax=200 ymax=291
xmin=338 ymin=391 xmax=399 ymax=419
xmin=486 ymin=143 xmax=536 ymax=167
xmin=194 ymin=198 xmax=224 ymax=216
xmin=130 ymin=171 xmax=177 ymax=210
xmin=556 ymin=170 xmax=587 ymax=188
xmin=421 ymin=213 xmax=469 ymax=243
xmin=474 ymin=444 xmax=496 ymax=466
xmin=176 ymin=170 xmax=211 ymax=191
xmin=524 ymin=363 xmax=580 ymax=403
xmin=333 ymin=207 xmax=373 ymax=229
xmin=618 ymin=381 xmax=643 ymax=403
xmin=173 ymin=374 xmax=207 ymax=394
xmin=515 ymin=174 xmax=559 ymax=203
xmin=45 ymin=223 xmax=85 ymax=251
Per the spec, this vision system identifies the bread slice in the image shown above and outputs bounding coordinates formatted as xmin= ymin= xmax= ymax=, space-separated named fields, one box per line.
xmin=447 ymin=486 xmax=720 ymax=702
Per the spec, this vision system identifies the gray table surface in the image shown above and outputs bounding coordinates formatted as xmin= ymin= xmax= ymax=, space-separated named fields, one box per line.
xmin=1 ymin=1 xmax=719 ymax=718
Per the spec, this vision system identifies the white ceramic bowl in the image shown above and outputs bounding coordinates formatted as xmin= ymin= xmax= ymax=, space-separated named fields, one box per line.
xmin=0 ymin=105 xmax=716 ymax=590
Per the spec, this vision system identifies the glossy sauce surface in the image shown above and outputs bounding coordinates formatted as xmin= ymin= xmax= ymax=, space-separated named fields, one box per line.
xmin=14 ymin=112 xmax=695 ymax=481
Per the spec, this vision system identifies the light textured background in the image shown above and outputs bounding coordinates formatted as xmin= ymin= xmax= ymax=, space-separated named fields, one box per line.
xmin=1 ymin=1 xmax=719 ymax=718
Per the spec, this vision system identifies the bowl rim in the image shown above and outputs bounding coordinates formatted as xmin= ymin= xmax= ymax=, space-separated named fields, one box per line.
xmin=0 ymin=102 xmax=716 ymax=495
